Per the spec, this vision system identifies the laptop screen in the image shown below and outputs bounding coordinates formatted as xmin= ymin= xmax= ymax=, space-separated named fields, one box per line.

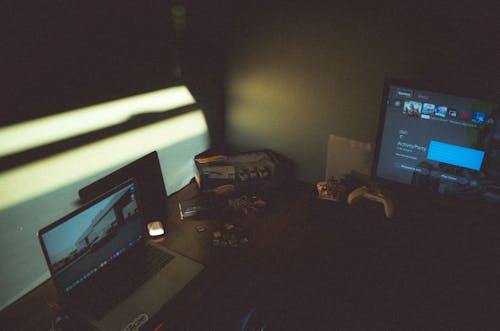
xmin=39 ymin=179 xmax=147 ymax=296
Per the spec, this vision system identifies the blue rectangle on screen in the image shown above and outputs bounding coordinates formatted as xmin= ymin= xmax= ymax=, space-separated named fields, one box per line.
xmin=427 ymin=140 xmax=485 ymax=170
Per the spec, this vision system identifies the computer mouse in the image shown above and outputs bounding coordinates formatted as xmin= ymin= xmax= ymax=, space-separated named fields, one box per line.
xmin=147 ymin=221 xmax=165 ymax=237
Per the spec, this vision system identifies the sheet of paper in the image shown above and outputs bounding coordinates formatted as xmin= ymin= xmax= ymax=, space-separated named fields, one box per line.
xmin=325 ymin=134 xmax=373 ymax=180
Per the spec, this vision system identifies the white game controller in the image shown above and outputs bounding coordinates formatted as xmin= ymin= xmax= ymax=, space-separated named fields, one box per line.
xmin=347 ymin=186 xmax=395 ymax=219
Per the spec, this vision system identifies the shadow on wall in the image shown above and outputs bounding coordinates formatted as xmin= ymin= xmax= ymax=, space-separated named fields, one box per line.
xmin=0 ymin=105 xmax=199 ymax=173
xmin=1 ymin=86 xmax=197 ymax=170
xmin=0 ymin=86 xmax=209 ymax=209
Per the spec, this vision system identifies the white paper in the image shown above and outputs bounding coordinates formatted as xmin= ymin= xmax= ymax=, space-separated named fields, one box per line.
xmin=325 ymin=134 xmax=373 ymax=180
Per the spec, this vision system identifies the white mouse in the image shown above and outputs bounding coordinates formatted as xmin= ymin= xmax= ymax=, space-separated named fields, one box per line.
xmin=147 ymin=221 xmax=165 ymax=237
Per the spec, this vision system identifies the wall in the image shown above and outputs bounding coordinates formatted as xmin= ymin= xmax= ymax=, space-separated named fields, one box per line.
xmin=1 ymin=0 xmax=228 ymax=150
xmin=0 ymin=1 xmax=227 ymax=310
xmin=0 ymin=132 xmax=209 ymax=310
xmin=225 ymin=2 xmax=500 ymax=183
xmin=181 ymin=0 xmax=229 ymax=146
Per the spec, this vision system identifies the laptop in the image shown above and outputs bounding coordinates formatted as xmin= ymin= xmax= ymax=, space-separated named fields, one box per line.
xmin=38 ymin=179 xmax=204 ymax=331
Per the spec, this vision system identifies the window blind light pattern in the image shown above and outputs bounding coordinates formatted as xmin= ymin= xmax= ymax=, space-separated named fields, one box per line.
xmin=0 ymin=86 xmax=195 ymax=157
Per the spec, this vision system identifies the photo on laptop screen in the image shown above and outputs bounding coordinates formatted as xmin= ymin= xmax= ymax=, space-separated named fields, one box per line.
xmin=39 ymin=179 xmax=146 ymax=295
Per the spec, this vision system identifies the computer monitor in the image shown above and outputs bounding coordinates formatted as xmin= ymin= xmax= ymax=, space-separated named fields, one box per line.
xmin=79 ymin=151 xmax=167 ymax=224
xmin=372 ymin=79 xmax=500 ymax=204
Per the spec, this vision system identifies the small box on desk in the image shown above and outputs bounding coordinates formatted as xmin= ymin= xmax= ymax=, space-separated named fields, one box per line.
xmin=194 ymin=150 xmax=290 ymax=194
xmin=179 ymin=195 xmax=214 ymax=220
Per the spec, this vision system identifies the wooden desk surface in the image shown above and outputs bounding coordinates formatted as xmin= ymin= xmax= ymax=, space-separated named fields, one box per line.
xmin=0 ymin=180 xmax=316 ymax=330
xmin=6 ymin=181 xmax=498 ymax=330
xmin=145 ymin=180 xmax=317 ymax=329
xmin=163 ymin=180 xmax=314 ymax=264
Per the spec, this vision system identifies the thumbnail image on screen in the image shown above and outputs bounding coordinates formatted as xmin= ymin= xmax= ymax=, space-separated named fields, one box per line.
xmin=375 ymin=84 xmax=500 ymax=203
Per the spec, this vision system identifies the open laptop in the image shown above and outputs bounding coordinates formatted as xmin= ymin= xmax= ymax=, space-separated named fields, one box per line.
xmin=38 ymin=179 xmax=204 ymax=331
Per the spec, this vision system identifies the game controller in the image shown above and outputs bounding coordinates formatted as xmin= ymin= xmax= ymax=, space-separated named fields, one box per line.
xmin=347 ymin=186 xmax=395 ymax=219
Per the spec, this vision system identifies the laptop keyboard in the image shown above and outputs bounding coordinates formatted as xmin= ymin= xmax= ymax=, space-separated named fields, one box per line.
xmin=71 ymin=244 xmax=174 ymax=320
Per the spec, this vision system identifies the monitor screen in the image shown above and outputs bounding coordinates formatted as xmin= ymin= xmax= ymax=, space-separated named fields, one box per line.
xmin=373 ymin=80 xmax=500 ymax=203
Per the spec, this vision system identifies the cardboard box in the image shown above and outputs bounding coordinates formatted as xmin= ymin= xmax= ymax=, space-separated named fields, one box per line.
xmin=194 ymin=150 xmax=288 ymax=193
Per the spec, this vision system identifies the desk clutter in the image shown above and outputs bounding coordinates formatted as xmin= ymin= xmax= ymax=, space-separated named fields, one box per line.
xmin=179 ymin=193 xmax=268 ymax=220
xmin=212 ymin=223 xmax=249 ymax=248
xmin=179 ymin=192 xmax=265 ymax=250
xmin=316 ymin=177 xmax=348 ymax=202
xmin=177 ymin=148 xmax=290 ymax=222
xmin=179 ymin=195 xmax=214 ymax=220
xmin=316 ymin=172 xmax=395 ymax=219
xmin=316 ymin=171 xmax=369 ymax=203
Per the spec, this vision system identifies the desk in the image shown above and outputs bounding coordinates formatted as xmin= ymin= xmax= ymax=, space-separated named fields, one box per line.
xmin=0 ymin=180 xmax=315 ymax=330
xmin=155 ymin=184 xmax=500 ymax=330
xmin=149 ymin=180 xmax=316 ymax=330
xmin=2 ymin=181 xmax=500 ymax=330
